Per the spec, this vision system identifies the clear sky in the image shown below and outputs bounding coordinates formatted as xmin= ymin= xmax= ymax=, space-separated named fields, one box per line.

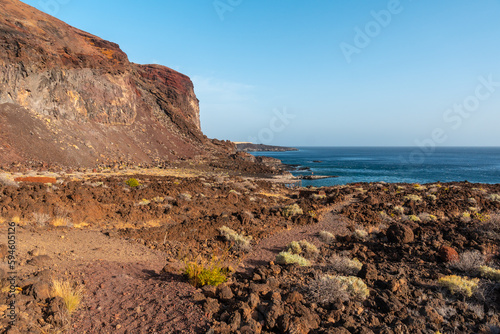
xmin=22 ymin=0 xmax=500 ymax=146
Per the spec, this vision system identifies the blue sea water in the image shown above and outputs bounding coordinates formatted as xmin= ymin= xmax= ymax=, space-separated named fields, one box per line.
xmin=251 ymin=147 xmax=500 ymax=187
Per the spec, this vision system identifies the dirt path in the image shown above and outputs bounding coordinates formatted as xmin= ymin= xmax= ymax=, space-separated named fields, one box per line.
xmin=238 ymin=196 xmax=355 ymax=274
xmin=2 ymin=227 xmax=209 ymax=333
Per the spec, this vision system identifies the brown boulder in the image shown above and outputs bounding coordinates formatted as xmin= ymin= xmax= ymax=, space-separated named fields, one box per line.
xmin=386 ymin=224 xmax=414 ymax=243
xmin=438 ymin=246 xmax=459 ymax=262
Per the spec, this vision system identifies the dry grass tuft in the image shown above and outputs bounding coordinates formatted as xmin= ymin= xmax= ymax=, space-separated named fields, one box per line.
xmin=318 ymin=231 xmax=335 ymax=243
xmin=51 ymin=279 xmax=84 ymax=314
xmin=329 ymin=254 xmax=363 ymax=275
xmin=32 ymin=212 xmax=51 ymax=226
xmin=449 ymin=251 xmax=484 ymax=273
xmin=309 ymin=275 xmax=369 ymax=304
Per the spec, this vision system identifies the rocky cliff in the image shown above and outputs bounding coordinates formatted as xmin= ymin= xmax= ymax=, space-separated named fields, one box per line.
xmin=0 ymin=0 xmax=232 ymax=167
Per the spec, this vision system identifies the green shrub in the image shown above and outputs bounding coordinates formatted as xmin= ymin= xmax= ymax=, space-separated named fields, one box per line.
xmin=404 ymin=194 xmax=422 ymax=202
xmin=299 ymin=240 xmax=319 ymax=257
xmin=479 ymin=266 xmax=500 ymax=282
xmin=393 ymin=206 xmax=405 ymax=215
xmin=125 ymin=178 xmax=140 ymax=187
xmin=219 ymin=226 xmax=252 ymax=252
xmin=282 ymin=204 xmax=303 ymax=217
xmin=286 ymin=241 xmax=302 ymax=254
xmin=184 ymin=258 xmax=229 ymax=288
xmin=438 ymin=275 xmax=479 ymax=297
xmin=275 ymin=251 xmax=311 ymax=266
xmin=408 ymin=215 xmax=421 ymax=222
xmin=488 ymin=194 xmax=500 ymax=202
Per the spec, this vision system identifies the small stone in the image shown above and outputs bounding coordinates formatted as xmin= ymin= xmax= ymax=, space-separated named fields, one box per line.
xmin=358 ymin=263 xmax=377 ymax=281
xmin=285 ymin=291 xmax=304 ymax=304
xmin=192 ymin=292 xmax=206 ymax=302
xmin=204 ymin=298 xmax=220 ymax=315
xmin=30 ymin=249 xmax=40 ymax=257
xmin=248 ymin=293 xmax=260 ymax=309
xmin=217 ymin=285 xmax=234 ymax=301
xmin=202 ymin=285 xmax=217 ymax=298
xmin=438 ymin=246 xmax=459 ymax=262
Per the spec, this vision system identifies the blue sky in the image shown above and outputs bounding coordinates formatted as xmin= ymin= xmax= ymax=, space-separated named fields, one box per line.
xmin=22 ymin=0 xmax=500 ymax=146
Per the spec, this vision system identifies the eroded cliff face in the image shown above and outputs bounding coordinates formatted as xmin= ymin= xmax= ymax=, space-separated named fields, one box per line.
xmin=0 ymin=0 xmax=225 ymax=167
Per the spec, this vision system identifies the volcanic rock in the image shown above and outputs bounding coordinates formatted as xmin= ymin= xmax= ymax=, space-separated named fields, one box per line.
xmin=0 ymin=0 xmax=233 ymax=167
xmin=386 ymin=224 xmax=414 ymax=244
xmin=438 ymin=245 xmax=459 ymax=263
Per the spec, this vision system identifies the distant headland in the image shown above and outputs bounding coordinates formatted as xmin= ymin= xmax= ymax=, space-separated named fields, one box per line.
xmin=235 ymin=142 xmax=298 ymax=152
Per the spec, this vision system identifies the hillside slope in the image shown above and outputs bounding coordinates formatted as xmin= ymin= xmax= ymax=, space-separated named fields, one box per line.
xmin=0 ymin=0 xmax=232 ymax=167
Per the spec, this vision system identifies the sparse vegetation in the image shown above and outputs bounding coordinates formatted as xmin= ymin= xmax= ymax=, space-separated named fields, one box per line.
xmin=427 ymin=194 xmax=437 ymax=201
xmin=184 ymin=257 xmax=229 ymax=288
xmin=460 ymin=211 xmax=471 ymax=223
xmin=309 ymin=275 xmax=369 ymax=304
xmin=286 ymin=241 xmax=302 ymax=254
xmin=0 ymin=174 xmax=18 ymax=187
xmin=311 ymin=193 xmax=326 ymax=200
xmin=125 ymin=178 xmax=140 ymax=188
xmin=318 ymin=231 xmax=335 ymax=243
xmin=449 ymin=251 xmax=484 ymax=273
xmin=393 ymin=206 xmax=405 ymax=215
xmin=137 ymin=199 xmax=151 ymax=206
xmin=218 ymin=226 xmax=252 ymax=252
xmin=438 ymin=275 xmax=479 ymax=297
xmin=329 ymin=254 xmax=363 ymax=275
xmin=179 ymin=192 xmax=192 ymax=201
xmin=298 ymin=240 xmax=319 ymax=258
xmin=353 ymin=228 xmax=368 ymax=241
xmin=404 ymin=194 xmax=422 ymax=202
xmin=413 ymin=183 xmax=426 ymax=191
xmin=482 ymin=213 xmax=500 ymax=240
xmin=488 ymin=194 xmax=500 ymax=202
xmin=51 ymin=279 xmax=84 ymax=314
xmin=275 ymin=251 xmax=311 ymax=266
xmin=31 ymin=212 xmax=51 ymax=226
xmin=282 ymin=204 xmax=303 ymax=217
xmin=418 ymin=213 xmax=437 ymax=222
xmin=479 ymin=266 xmax=500 ymax=282
xmin=408 ymin=215 xmax=421 ymax=222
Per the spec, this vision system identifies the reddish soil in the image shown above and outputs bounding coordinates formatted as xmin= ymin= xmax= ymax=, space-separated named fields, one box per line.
xmin=0 ymin=174 xmax=499 ymax=333
xmin=13 ymin=177 xmax=57 ymax=184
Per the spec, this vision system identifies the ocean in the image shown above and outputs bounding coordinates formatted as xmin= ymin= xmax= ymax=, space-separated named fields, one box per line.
xmin=251 ymin=147 xmax=500 ymax=187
